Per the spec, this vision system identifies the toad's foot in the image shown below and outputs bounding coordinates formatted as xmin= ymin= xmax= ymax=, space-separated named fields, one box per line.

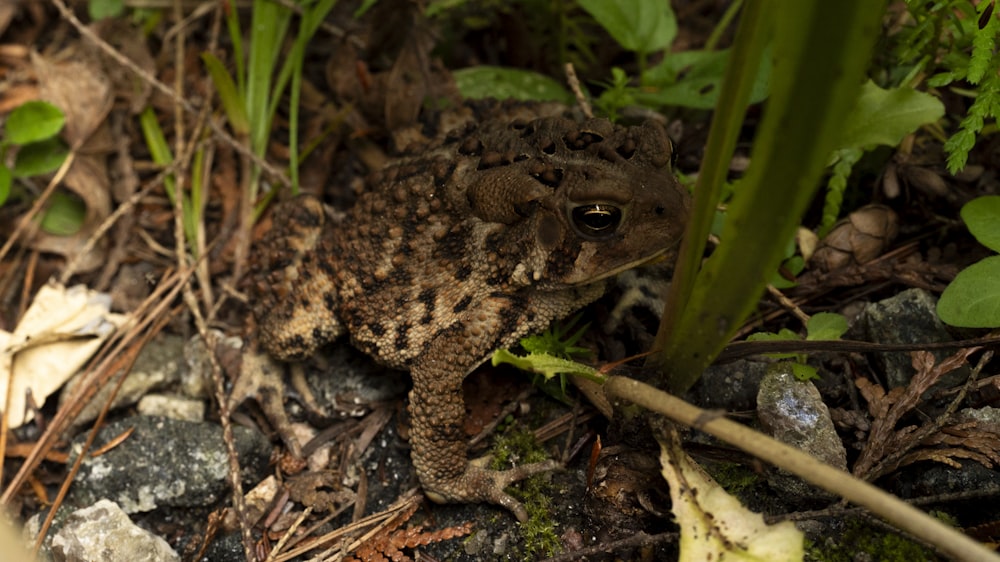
xmin=422 ymin=456 xmax=561 ymax=522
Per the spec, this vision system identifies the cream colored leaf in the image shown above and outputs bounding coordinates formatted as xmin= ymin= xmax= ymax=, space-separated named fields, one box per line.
xmin=0 ymin=282 xmax=126 ymax=428
xmin=659 ymin=430 xmax=804 ymax=562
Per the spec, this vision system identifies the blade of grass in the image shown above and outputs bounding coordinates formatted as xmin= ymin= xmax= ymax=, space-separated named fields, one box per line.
xmin=139 ymin=107 xmax=197 ymax=255
xmin=202 ymin=52 xmax=250 ymax=136
xmin=649 ymin=0 xmax=770 ymax=380
xmin=654 ymin=0 xmax=887 ymax=392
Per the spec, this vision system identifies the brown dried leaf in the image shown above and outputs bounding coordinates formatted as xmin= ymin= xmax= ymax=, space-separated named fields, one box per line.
xmin=853 ymin=348 xmax=979 ymax=480
xmin=25 ymin=153 xmax=112 ymax=272
xmin=31 ymin=51 xmax=112 ymax=147
xmin=345 ymin=499 xmax=472 ymax=562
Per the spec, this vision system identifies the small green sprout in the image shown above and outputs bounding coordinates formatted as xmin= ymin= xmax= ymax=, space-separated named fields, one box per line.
xmin=746 ymin=312 xmax=849 ymax=382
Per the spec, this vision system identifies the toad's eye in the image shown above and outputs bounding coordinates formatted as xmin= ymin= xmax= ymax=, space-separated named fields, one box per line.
xmin=572 ymin=204 xmax=622 ymax=237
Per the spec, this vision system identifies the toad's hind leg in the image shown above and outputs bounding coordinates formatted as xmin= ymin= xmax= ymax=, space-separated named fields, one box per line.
xmin=409 ymin=291 xmax=596 ymax=521
xmin=249 ymin=195 xmax=344 ymax=361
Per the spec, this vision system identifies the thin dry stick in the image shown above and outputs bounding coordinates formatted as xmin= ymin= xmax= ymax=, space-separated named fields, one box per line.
xmin=59 ymin=172 xmax=165 ymax=283
xmin=605 ymin=376 xmax=1000 ymax=562
xmin=272 ymin=492 xmax=422 ymax=562
xmin=184 ymin=285 xmax=256 ymax=560
xmin=48 ymin=0 xmax=290 ymax=189
xmin=0 ymin=267 xmax=190 ymax=505
xmin=0 ymin=151 xmax=75 ymax=265
xmin=265 ymin=506 xmax=313 ymax=562
xmin=564 ymin=62 xmax=593 ymax=119
xmin=766 ymin=284 xmax=810 ymax=326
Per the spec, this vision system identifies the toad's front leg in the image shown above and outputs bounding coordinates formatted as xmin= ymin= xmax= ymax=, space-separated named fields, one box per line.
xmin=407 ymin=327 xmax=559 ymax=522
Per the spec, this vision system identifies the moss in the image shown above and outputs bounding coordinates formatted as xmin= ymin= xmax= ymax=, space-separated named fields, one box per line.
xmin=706 ymin=461 xmax=761 ymax=496
xmin=489 ymin=426 xmax=561 ymax=558
xmin=805 ymin=519 xmax=936 ymax=562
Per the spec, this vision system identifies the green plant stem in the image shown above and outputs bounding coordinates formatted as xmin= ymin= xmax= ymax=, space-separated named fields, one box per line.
xmin=652 ymin=0 xmax=887 ymax=393
xmin=649 ymin=0 xmax=770 ymax=384
xmin=704 ymin=0 xmax=743 ymax=51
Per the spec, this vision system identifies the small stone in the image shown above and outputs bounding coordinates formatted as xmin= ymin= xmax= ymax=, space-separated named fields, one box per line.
xmin=859 ymin=288 xmax=968 ymax=389
xmin=136 ymin=394 xmax=205 ymax=421
xmin=50 ymin=500 xmax=179 ymax=562
xmin=62 ymin=334 xmax=186 ymax=428
xmin=757 ymin=362 xmax=846 ymax=500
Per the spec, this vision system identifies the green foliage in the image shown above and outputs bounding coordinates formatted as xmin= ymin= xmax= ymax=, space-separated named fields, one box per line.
xmin=139 ymin=107 xmax=198 ymax=254
xmin=520 ymin=314 xmax=590 ymax=359
xmin=453 ymin=67 xmax=573 ymax=104
xmin=494 ymin=314 xmax=602 ymax=395
xmin=490 ymin=429 xmax=560 ymax=558
xmin=746 ymin=313 xmax=849 ymax=381
xmin=838 ymin=81 xmax=944 ymax=149
xmin=632 ymin=47 xmax=771 ymax=110
xmin=937 ymin=195 xmax=1000 ymax=327
xmin=439 ymin=0 xmax=766 ymax=114
xmin=5 ymin=100 xmax=65 ymax=144
xmin=88 ymin=0 xmax=124 ymax=20
xmin=0 ymin=100 xmax=69 ymax=215
xmin=805 ymin=518 xmax=935 ymax=562
xmin=491 ymin=349 xmax=603 ymax=386
xmin=0 ymin=166 xmax=10 ymax=207
xmin=13 ymin=138 xmax=69 ymax=178
xmin=207 ymin=0 xmax=337 ymax=199
xmin=40 ymin=191 xmax=86 ymax=236
xmin=655 ymin=0 xmax=886 ymax=394
xmin=819 ymin=81 xmax=943 ymax=235
xmin=892 ymin=0 xmax=1000 ymax=173
xmin=576 ymin=0 xmax=676 ymax=57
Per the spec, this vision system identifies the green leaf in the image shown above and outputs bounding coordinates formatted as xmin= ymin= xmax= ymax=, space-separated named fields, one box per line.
xmin=0 ymin=164 xmax=11 ymax=206
xmin=40 ymin=191 xmax=85 ymax=236
xmin=520 ymin=314 xmax=591 ymax=359
xmin=960 ymin=195 xmax=1000 ymax=253
xmin=202 ymin=53 xmax=250 ymax=136
xmin=838 ymin=81 xmax=944 ymax=150
xmin=653 ymin=0 xmax=887 ymax=394
xmin=453 ymin=67 xmax=573 ymax=103
xmin=805 ymin=312 xmax=848 ymax=341
xmin=5 ymin=101 xmax=65 ymax=145
xmin=12 ymin=138 xmax=69 ymax=177
xmin=771 ymin=255 xmax=804 ymax=289
xmin=746 ymin=329 xmax=802 ymax=360
xmin=639 ymin=49 xmax=771 ymax=110
xmin=746 ymin=328 xmax=800 ymax=342
xmin=577 ymin=0 xmax=676 ymax=54
xmin=938 ymin=255 xmax=1000 ymax=328
xmin=491 ymin=349 xmax=604 ymax=384
xmin=88 ymin=0 xmax=124 ymax=20
xmin=789 ymin=363 xmax=820 ymax=382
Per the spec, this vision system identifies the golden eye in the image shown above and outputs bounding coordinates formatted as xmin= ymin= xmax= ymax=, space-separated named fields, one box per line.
xmin=572 ymin=204 xmax=622 ymax=237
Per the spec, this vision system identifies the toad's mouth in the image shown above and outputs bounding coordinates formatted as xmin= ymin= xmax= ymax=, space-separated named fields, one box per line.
xmin=575 ymin=242 xmax=677 ymax=286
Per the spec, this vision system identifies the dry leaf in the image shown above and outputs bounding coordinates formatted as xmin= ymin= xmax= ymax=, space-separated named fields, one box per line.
xmin=658 ymin=428 xmax=804 ymax=562
xmin=0 ymin=282 xmax=126 ymax=428
xmin=31 ymin=50 xmax=113 ymax=147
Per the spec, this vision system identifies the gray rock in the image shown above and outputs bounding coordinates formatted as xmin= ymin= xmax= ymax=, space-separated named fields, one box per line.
xmin=68 ymin=416 xmax=270 ymax=513
xmin=689 ymin=359 xmax=769 ymax=412
xmin=50 ymin=500 xmax=178 ymax=562
xmin=757 ymin=362 xmax=846 ymax=500
xmin=63 ymin=335 xmax=186 ymax=428
xmin=859 ymin=288 xmax=968 ymax=389
xmin=136 ymin=394 xmax=204 ymax=422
